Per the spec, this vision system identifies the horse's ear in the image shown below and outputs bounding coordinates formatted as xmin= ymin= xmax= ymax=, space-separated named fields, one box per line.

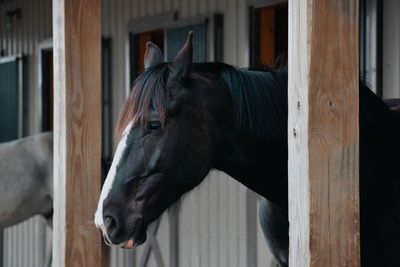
xmin=144 ymin=42 xmax=164 ymax=69
xmin=169 ymin=31 xmax=193 ymax=81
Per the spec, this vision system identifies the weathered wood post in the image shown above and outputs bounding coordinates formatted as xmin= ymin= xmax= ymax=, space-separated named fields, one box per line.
xmin=288 ymin=1 xmax=360 ymax=266
xmin=52 ymin=0 xmax=107 ymax=266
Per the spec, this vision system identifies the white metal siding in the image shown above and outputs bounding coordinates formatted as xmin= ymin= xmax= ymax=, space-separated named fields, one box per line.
xmin=0 ymin=0 xmax=53 ymax=134
xmin=0 ymin=1 xmax=52 ymax=267
xmin=3 ymin=217 xmax=51 ymax=267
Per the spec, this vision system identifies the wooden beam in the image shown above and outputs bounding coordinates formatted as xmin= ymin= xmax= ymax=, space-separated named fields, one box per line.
xmin=288 ymin=1 xmax=360 ymax=266
xmin=52 ymin=0 xmax=106 ymax=266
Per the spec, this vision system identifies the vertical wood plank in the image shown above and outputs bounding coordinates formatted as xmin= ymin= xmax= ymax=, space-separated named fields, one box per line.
xmin=288 ymin=0 xmax=360 ymax=266
xmin=52 ymin=0 xmax=105 ymax=266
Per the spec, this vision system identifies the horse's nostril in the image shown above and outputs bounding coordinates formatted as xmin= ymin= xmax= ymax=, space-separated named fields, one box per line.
xmin=104 ymin=216 xmax=114 ymax=229
xmin=103 ymin=214 xmax=124 ymax=244
xmin=104 ymin=216 xmax=117 ymax=230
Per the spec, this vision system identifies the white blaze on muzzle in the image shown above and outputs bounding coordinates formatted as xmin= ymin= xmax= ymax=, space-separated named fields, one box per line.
xmin=94 ymin=122 xmax=133 ymax=237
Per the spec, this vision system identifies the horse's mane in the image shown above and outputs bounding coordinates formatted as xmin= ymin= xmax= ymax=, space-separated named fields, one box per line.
xmin=115 ymin=62 xmax=288 ymax=141
xmin=220 ymin=65 xmax=288 ymax=139
xmin=115 ymin=64 xmax=169 ymax=139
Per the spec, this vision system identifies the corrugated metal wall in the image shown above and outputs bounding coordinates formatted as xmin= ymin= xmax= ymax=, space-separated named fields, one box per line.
xmin=0 ymin=1 xmax=52 ymax=267
xmin=3 ymin=218 xmax=51 ymax=267
xmin=0 ymin=0 xmax=53 ymax=134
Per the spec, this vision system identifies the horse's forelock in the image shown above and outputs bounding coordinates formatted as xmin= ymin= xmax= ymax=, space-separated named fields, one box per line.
xmin=115 ymin=65 xmax=168 ymax=142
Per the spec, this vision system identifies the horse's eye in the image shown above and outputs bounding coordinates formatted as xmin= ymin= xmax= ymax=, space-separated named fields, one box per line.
xmin=147 ymin=121 xmax=162 ymax=131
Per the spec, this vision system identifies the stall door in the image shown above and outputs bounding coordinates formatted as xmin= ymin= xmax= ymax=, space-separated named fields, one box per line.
xmin=129 ymin=29 xmax=164 ymax=83
xmin=41 ymin=50 xmax=54 ymax=132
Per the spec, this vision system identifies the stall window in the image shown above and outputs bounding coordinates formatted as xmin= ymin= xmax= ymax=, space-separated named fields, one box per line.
xmin=0 ymin=56 xmax=24 ymax=141
xmin=250 ymin=2 xmax=288 ymax=67
xmin=129 ymin=29 xmax=164 ymax=83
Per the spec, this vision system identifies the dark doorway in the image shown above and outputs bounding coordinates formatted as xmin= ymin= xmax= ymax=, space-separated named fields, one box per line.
xmin=129 ymin=29 xmax=164 ymax=84
xmin=250 ymin=2 xmax=288 ymax=67
xmin=41 ymin=49 xmax=53 ymax=132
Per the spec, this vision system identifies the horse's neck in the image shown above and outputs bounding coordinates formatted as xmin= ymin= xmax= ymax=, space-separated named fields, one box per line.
xmin=215 ymin=134 xmax=288 ymax=206
xmin=215 ymin=68 xmax=288 ymax=205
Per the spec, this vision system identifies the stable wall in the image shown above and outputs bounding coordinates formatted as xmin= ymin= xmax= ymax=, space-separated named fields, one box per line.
xmin=1 ymin=0 xmax=400 ymax=267
xmin=0 ymin=1 xmax=52 ymax=267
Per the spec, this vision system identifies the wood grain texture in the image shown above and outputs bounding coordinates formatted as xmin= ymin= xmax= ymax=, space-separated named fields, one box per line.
xmin=53 ymin=0 xmax=105 ymax=266
xmin=288 ymin=0 xmax=360 ymax=266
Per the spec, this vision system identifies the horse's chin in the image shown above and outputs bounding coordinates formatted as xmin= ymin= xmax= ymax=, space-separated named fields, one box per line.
xmin=121 ymin=239 xmax=136 ymax=249
xmin=120 ymin=221 xmax=147 ymax=249
xmin=120 ymin=234 xmax=146 ymax=249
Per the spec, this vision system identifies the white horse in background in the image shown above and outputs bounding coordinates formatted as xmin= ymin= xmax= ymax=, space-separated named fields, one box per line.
xmin=0 ymin=132 xmax=53 ymax=267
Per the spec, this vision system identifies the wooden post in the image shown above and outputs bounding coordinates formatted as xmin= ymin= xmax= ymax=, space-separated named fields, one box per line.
xmin=52 ymin=0 xmax=106 ymax=266
xmin=288 ymin=1 xmax=360 ymax=266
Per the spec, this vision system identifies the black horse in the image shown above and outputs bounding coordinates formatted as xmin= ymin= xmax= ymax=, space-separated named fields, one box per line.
xmin=95 ymin=32 xmax=400 ymax=266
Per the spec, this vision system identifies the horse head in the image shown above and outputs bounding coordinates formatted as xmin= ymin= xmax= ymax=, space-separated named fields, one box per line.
xmin=94 ymin=32 xmax=231 ymax=248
